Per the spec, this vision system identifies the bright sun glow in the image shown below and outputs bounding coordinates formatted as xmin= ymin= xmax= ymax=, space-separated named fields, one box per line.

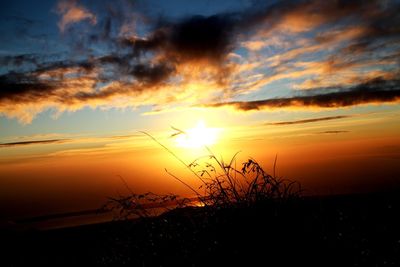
xmin=175 ymin=120 xmax=220 ymax=148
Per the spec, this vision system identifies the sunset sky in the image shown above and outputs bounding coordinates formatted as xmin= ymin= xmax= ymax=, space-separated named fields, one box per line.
xmin=1 ymin=0 xmax=400 ymax=221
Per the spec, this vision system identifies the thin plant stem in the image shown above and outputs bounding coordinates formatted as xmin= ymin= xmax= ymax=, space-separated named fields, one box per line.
xmin=140 ymin=131 xmax=207 ymax=185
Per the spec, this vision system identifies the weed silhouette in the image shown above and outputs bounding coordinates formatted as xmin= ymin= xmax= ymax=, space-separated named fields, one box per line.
xmin=103 ymin=128 xmax=301 ymax=218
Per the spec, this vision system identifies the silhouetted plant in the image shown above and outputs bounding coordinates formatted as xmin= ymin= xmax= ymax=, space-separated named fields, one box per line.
xmin=103 ymin=128 xmax=302 ymax=219
xmin=102 ymin=191 xmax=185 ymax=219
xmin=101 ymin=176 xmax=189 ymax=219
xmin=183 ymin=149 xmax=302 ymax=207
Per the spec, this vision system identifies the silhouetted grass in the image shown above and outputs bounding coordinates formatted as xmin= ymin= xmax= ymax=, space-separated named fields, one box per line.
xmin=4 ymin=130 xmax=400 ymax=266
xmin=103 ymin=129 xmax=302 ymax=219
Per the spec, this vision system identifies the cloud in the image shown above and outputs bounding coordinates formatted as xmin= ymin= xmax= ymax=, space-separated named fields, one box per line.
xmin=317 ymin=130 xmax=349 ymax=134
xmin=0 ymin=54 xmax=39 ymax=68
xmin=265 ymin=115 xmax=350 ymax=126
xmin=56 ymin=0 xmax=97 ymax=32
xmin=117 ymin=12 xmax=242 ymax=79
xmin=205 ymin=78 xmax=400 ymax=111
xmin=168 ymin=15 xmax=236 ymax=63
xmin=0 ymin=59 xmax=225 ymax=123
xmin=0 ymin=139 xmax=68 ymax=148
xmin=2 ymin=0 xmax=400 ymax=124
xmin=0 ymin=133 xmax=142 ymax=149
xmin=130 ymin=63 xmax=176 ymax=85
xmin=241 ymin=40 xmax=268 ymax=51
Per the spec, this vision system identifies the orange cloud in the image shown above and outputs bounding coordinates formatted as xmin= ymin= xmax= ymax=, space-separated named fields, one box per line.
xmin=56 ymin=0 xmax=97 ymax=32
xmin=0 ymin=59 xmax=230 ymax=124
xmin=242 ymin=40 xmax=268 ymax=51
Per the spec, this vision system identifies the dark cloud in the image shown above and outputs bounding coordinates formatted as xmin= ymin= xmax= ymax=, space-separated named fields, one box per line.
xmin=354 ymin=4 xmax=400 ymax=44
xmin=168 ymin=14 xmax=237 ymax=62
xmin=0 ymin=57 xmax=103 ymax=104
xmin=0 ymin=139 xmax=68 ymax=147
xmin=0 ymin=54 xmax=173 ymax=106
xmin=266 ymin=115 xmax=350 ymax=126
xmin=206 ymin=78 xmax=400 ymax=111
xmin=120 ymin=2 xmax=290 ymax=64
xmin=119 ymin=0 xmax=400 ymax=82
xmin=116 ymin=13 xmax=240 ymax=72
xmin=130 ymin=63 xmax=175 ymax=84
xmin=0 ymin=73 xmax=58 ymax=102
xmin=0 ymin=54 xmax=39 ymax=67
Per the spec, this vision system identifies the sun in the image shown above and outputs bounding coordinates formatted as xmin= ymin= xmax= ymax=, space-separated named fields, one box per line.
xmin=175 ymin=120 xmax=219 ymax=149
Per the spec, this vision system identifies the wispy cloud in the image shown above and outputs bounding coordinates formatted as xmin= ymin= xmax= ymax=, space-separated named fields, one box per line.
xmin=317 ymin=130 xmax=349 ymax=134
xmin=0 ymin=139 xmax=68 ymax=148
xmin=0 ymin=133 xmax=143 ymax=148
xmin=266 ymin=115 xmax=350 ymax=126
xmin=56 ymin=0 xmax=97 ymax=32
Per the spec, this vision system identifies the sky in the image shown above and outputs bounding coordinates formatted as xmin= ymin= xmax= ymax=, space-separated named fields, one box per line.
xmin=1 ymin=0 xmax=400 ymax=222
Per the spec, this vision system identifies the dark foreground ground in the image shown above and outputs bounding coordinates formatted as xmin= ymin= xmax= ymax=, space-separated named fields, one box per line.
xmin=2 ymin=192 xmax=400 ymax=266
